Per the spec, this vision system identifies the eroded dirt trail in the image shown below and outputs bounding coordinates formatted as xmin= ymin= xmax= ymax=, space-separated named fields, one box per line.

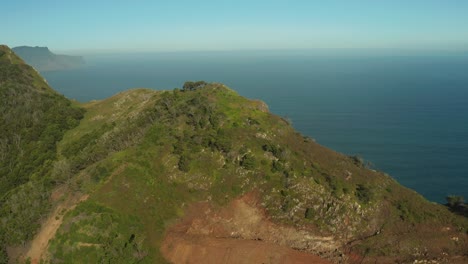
xmin=161 ymin=193 xmax=336 ymax=264
xmin=13 ymin=164 xmax=128 ymax=264
xmin=25 ymin=193 xmax=89 ymax=264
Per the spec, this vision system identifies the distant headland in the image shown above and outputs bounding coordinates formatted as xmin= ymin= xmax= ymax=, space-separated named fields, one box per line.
xmin=12 ymin=46 xmax=85 ymax=72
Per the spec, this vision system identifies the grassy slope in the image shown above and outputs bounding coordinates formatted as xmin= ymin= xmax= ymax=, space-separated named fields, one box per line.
xmin=44 ymin=84 xmax=467 ymax=263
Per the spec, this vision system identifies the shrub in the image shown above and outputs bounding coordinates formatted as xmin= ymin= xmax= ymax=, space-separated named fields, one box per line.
xmin=446 ymin=195 xmax=465 ymax=208
xmin=182 ymin=81 xmax=208 ymax=91
xmin=262 ymin=144 xmax=281 ymax=157
xmin=178 ymin=154 xmax=190 ymax=172
xmin=240 ymin=153 xmax=256 ymax=170
xmin=305 ymin=208 xmax=314 ymax=219
xmin=355 ymin=184 xmax=373 ymax=204
xmin=271 ymin=160 xmax=284 ymax=173
xmin=350 ymin=155 xmax=364 ymax=167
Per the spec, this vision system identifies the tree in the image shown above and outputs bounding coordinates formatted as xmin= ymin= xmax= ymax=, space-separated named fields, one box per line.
xmin=182 ymin=81 xmax=208 ymax=91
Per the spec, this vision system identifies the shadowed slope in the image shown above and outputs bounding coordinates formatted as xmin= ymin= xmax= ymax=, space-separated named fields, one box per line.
xmin=0 ymin=45 xmax=84 ymax=263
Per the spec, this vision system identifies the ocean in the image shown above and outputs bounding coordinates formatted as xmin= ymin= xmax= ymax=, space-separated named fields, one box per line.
xmin=42 ymin=51 xmax=468 ymax=203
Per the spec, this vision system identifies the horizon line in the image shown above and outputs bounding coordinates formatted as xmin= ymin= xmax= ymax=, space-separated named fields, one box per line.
xmin=4 ymin=43 xmax=468 ymax=56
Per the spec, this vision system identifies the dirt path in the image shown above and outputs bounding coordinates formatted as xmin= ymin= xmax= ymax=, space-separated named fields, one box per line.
xmin=25 ymin=193 xmax=88 ymax=264
xmin=161 ymin=192 xmax=337 ymax=264
xmin=19 ymin=164 xmax=128 ymax=264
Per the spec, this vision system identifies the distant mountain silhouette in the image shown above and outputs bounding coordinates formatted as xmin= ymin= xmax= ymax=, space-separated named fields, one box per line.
xmin=12 ymin=46 xmax=84 ymax=71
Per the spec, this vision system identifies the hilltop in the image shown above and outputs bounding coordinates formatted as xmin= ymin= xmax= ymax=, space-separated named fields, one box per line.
xmin=0 ymin=45 xmax=467 ymax=264
xmin=12 ymin=46 xmax=84 ymax=72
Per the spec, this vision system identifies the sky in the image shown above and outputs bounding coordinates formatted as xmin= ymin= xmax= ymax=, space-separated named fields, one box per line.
xmin=3 ymin=0 xmax=468 ymax=53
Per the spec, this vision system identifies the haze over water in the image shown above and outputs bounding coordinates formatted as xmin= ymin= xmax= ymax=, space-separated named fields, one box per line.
xmin=43 ymin=51 xmax=468 ymax=203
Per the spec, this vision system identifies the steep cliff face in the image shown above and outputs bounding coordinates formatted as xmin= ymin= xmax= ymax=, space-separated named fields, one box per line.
xmin=1 ymin=45 xmax=467 ymax=264
xmin=12 ymin=46 xmax=85 ymax=71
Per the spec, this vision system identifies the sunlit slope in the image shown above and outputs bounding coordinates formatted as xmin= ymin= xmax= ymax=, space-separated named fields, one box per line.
xmin=46 ymin=83 xmax=467 ymax=263
xmin=1 ymin=44 xmax=466 ymax=263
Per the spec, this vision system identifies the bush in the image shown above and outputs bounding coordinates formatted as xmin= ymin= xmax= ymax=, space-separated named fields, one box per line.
xmin=350 ymin=155 xmax=364 ymax=167
xmin=355 ymin=184 xmax=373 ymax=204
xmin=271 ymin=160 xmax=284 ymax=173
xmin=182 ymin=81 xmax=208 ymax=91
xmin=178 ymin=154 xmax=190 ymax=172
xmin=262 ymin=144 xmax=281 ymax=158
xmin=446 ymin=195 xmax=465 ymax=208
xmin=305 ymin=208 xmax=314 ymax=219
xmin=240 ymin=153 xmax=256 ymax=170
xmin=325 ymin=174 xmax=345 ymax=197
xmin=395 ymin=200 xmax=424 ymax=222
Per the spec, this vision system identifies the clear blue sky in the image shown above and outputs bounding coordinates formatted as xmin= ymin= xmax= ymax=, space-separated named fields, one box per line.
xmin=3 ymin=0 xmax=468 ymax=52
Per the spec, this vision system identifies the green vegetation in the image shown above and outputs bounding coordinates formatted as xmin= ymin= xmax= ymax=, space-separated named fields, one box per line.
xmin=182 ymin=80 xmax=208 ymax=91
xmin=446 ymin=195 xmax=468 ymax=217
xmin=48 ymin=201 xmax=151 ymax=263
xmin=240 ymin=153 xmax=257 ymax=170
xmin=62 ymin=81 xmax=466 ymax=262
xmin=446 ymin=195 xmax=465 ymax=208
xmin=355 ymin=184 xmax=373 ymax=204
xmin=0 ymin=45 xmax=84 ymax=262
xmin=1 ymin=44 xmax=467 ymax=263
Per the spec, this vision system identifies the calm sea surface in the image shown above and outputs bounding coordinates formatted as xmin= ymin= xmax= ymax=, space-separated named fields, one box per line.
xmin=42 ymin=51 xmax=468 ymax=203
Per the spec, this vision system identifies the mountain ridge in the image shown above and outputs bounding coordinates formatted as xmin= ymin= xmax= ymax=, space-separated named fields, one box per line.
xmin=0 ymin=45 xmax=467 ymax=264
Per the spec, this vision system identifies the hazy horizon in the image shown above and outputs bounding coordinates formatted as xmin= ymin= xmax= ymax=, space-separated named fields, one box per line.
xmin=10 ymin=47 xmax=468 ymax=58
xmin=4 ymin=1 xmax=468 ymax=53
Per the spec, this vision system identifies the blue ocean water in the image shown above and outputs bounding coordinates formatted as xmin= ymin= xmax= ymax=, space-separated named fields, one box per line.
xmin=42 ymin=51 xmax=468 ymax=203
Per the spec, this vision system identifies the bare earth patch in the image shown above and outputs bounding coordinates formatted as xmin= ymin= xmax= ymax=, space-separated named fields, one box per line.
xmin=8 ymin=164 xmax=128 ymax=264
xmin=25 ymin=193 xmax=88 ymax=264
xmin=161 ymin=192 xmax=335 ymax=264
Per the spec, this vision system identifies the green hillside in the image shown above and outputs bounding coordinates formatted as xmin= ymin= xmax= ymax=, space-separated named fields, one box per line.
xmin=1 ymin=45 xmax=467 ymax=264
xmin=0 ymin=45 xmax=84 ymax=263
